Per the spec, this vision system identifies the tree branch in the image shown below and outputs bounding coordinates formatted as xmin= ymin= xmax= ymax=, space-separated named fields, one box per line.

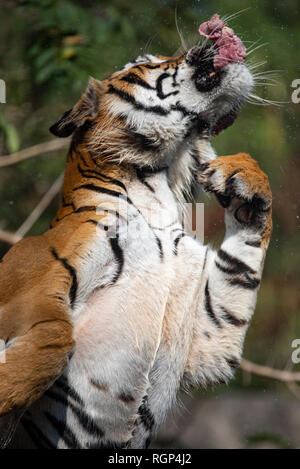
xmin=15 ymin=173 xmax=64 ymax=238
xmin=241 ymin=358 xmax=300 ymax=383
xmin=0 ymin=139 xmax=69 ymax=167
xmin=0 ymin=229 xmax=22 ymax=245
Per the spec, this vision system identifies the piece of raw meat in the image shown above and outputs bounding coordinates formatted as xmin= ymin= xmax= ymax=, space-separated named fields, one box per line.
xmin=199 ymin=14 xmax=246 ymax=69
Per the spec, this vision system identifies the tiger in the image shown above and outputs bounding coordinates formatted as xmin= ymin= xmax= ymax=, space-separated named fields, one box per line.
xmin=0 ymin=41 xmax=272 ymax=449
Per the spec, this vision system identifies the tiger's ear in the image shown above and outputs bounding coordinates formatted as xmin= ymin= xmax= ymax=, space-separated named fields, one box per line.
xmin=49 ymin=77 xmax=103 ymax=138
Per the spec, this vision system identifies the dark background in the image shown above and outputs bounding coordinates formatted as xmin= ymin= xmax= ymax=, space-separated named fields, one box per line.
xmin=0 ymin=0 xmax=299 ymax=448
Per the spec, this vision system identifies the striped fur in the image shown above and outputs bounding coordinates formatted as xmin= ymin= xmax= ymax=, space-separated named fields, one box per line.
xmin=0 ymin=44 xmax=271 ymax=449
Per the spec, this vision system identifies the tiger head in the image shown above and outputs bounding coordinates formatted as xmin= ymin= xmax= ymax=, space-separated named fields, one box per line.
xmin=50 ymin=44 xmax=253 ymax=198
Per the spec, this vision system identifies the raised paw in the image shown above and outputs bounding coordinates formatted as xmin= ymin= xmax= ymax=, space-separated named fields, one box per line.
xmin=198 ymin=153 xmax=272 ymax=236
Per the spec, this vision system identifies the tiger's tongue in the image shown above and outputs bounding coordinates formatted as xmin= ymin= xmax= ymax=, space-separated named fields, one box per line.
xmin=198 ymin=14 xmax=246 ymax=69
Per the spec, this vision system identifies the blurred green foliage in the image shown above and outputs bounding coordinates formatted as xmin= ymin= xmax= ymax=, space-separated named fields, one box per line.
xmin=0 ymin=0 xmax=299 ymax=443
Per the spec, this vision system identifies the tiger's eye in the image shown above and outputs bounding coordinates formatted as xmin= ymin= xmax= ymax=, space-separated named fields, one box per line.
xmin=209 ymin=72 xmax=216 ymax=78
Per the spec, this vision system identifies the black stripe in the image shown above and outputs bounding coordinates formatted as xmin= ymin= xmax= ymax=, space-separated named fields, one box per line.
xmin=55 ymin=212 xmax=72 ymax=223
xmin=136 ymin=164 xmax=168 ymax=174
xmin=172 ymin=65 xmax=179 ymax=82
xmin=205 ymin=281 xmax=222 ymax=328
xmin=108 ymin=84 xmax=169 ymax=116
xmin=156 ymin=72 xmax=179 ymax=100
xmin=22 ymin=417 xmax=56 ymax=449
xmin=85 ymin=219 xmax=109 ymax=231
xmin=245 ymin=239 xmax=261 ymax=248
xmin=45 ymin=388 xmax=69 ymax=407
xmin=75 ymin=205 xmax=97 ymax=214
xmin=68 ymin=407 xmax=104 ymax=441
xmin=76 ymin=149 xmax=89 ymax=167
xmin=138 ymin=396 xmax=155 ymax=431
xmin=121 ymin=72 xmax=154 ymax=90
xmin=219 ymin=306 xmax=248 ymax=327
xmin=135 ymin=166 xmax=155 ymax=192
xmin=77 ymin=163 xmax=128 ymax=192
xmin=56 ymin=205 xmax=120 ymax=223
xmin=54 ymin=378 xmax=84 ymax=406
xmin=45 ymin=389 xmax=105 ymax=439
xmin=215 ymin=260 xmax=238 ymax=275
xmin=133 ymin=64 xmax=145 ymax=72
xmin=170 ymin=101 xmax=197 ymax=117
xmin=154 ymin=235 xmax=163 ymax=260
xmin=109 ymin=235 xmax=124 ymax=283
xmin=202 ymin=247 xmax=209 ymax=273
xmin=229 ymin=276 xmax=260 ymax=290
xmin=62 ymin=197 xmax=75 ymax=210
xmin=225 ymin=357 xmax=240 ymax=370
xmin=50 ymin=248 xmax=78 ymax=308
xmin=55 ymin=206 xmax=96 ymax=223
xmin=118 ymin=392 xmax=135 ymax=403
xmin=45 ymin=412 xmax=80 ymax=449
xmin=85 ymin=219 xmax=98 ymax=225
xmin=143 ymin=64 xmax=161 ymax=69
xmin=215 ymin=258 xmax=260 ymax=290
xmin=218 ymin=249 xmax=256 ymax=275
xmin=173 ymin=234 xmax=185 ymax=255
xmin=77 ymin=164 xmax=108 ymax=183
xmin=73 ymin=183 xmax=133 ymax=205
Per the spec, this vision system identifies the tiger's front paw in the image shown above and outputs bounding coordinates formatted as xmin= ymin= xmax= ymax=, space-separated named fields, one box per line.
xmin=198 ymin=153 xmax=272 ymax=236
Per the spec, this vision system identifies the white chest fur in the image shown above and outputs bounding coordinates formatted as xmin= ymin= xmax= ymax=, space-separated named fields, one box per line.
xmin=62 ymin=170 xmax=205 ymax=443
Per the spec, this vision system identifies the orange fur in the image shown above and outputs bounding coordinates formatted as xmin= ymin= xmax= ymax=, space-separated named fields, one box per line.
xmin=0 ymin=130 xmax=128 ymax=415
xmin=198 ymin=153 xmax=272 ymax=248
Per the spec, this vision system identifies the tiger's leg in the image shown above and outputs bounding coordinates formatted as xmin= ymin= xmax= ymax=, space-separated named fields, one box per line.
xmin=0 ymin=299 xmax=74 ymax=447
xmin=129 ymin=153 xmax=272 ymax=448
xmin=184 ymin=153 xmax=272 ymax=385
